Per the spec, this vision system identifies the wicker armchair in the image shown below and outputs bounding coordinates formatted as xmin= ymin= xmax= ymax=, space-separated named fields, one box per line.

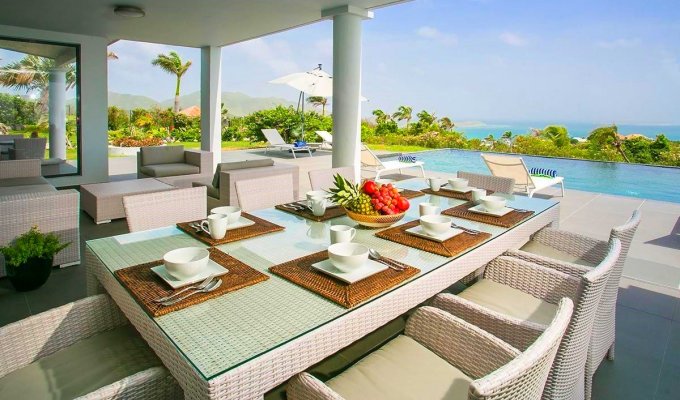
xmin=122 ymin=186 xmax=207 ymax=232
xmin=457 ymin=171 xmax=515 ymax=194
xmin=434 ymin=239 xmax=621 ymax=400
xmin=288 ymin=302 xmax=572 ymax=400
xmin=235 ymin=174 xmax=295 ymax=211
xmin=308 ymin=166 xmax=355 ymax=191
xmin=0 ymin=294 xmax=182 ymax=399
xmin=505 ymin=211 xmax=640 ymax=399
xmin=8 ymin=138 xmax=46 ymax=160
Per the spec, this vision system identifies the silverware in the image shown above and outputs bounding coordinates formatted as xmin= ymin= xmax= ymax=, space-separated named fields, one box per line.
xmin=189 ymin=222 xmax=202 ymax=232
xmin=368 ymin=248 xmax=405 ymax=271
xmin=153 ymin=275 xmax=216 ymax=303
xmin=160 ymin=279 xmax=222 ymax=306
xmin=451 ymin=222 xmax=481 ymax=235
xmin=509 ymin=207 xmax=530 ymax=213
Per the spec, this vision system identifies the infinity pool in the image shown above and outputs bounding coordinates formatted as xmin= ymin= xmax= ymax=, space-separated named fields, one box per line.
xmin=390 ymin=149 xmax=680 ymax=203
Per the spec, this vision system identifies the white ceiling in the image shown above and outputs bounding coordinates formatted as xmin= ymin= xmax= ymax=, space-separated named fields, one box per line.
xmin=0 ymin=0 xmax=408 ymax=48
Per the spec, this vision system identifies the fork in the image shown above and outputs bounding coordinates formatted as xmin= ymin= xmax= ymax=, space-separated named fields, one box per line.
xmin=451 ymin=222 xmax=481 ymax=235
xmin=153 ymin=275 xmax=215 ymax=303
xmin=160 ymin=279 xmax=223 ymax=306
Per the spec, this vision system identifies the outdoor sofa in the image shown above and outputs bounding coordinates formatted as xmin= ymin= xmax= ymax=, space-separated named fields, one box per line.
xmin=0 ymin=159 xmax=80 ymax=276
xmin=137 ymin=145 xmax=213 ymax=187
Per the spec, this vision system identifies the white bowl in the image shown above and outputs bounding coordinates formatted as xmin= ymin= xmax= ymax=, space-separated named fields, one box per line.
xmin=328 ymin=243 xmax=369 ymax=273
xmin=163 ymin=247 xmax=210 ymax=280
xmin=211 ymin=206 xmax=241 ymax=224
xmin=306 ymin=190 xmax=329 ymax=201
xmin=420 ymin=214 xmax=453 ymax=236
xmin=448 ymin=178 xmax=469 ymax=190
xmin=480 ymin=195 xmax=507 ymax=212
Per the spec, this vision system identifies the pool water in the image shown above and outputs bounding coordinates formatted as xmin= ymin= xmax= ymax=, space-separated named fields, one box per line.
xmin=390 ymin=149 xmax=680 ymax=203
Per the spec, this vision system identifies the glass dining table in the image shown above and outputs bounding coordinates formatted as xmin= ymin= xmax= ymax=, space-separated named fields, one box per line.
xmin=85 ymin=179 xmax=560 ymax=399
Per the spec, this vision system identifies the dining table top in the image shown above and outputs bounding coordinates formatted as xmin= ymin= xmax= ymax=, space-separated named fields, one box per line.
xmin=86 ymin=178 xmax=558 ymax=381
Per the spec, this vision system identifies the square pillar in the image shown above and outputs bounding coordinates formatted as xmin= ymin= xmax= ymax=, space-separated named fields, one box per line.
xmin=48 ymin=67 xmax=67 ymax=160
xmin=200 ymin=46 xmax=222 ymax=170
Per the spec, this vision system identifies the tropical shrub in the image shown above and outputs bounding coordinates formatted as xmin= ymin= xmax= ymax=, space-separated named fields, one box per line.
xmin=111 ymin=136 xmax=163 ymax=147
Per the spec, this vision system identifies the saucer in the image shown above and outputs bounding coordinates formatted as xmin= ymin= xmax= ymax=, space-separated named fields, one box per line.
xmin=442 ymin=186 xmax=472 ymax=193
xmin=468 ymin=204 xmax=513 ymax=217
xmin=151 ymin=259 xmax=229 ymax=289
xmin=405 ymin=225 xmax=463 ymax=242
xmin=311 ymin=259 xmax=388 ymax=284
xmin=225 ymin=217 xmax=256 ymax=230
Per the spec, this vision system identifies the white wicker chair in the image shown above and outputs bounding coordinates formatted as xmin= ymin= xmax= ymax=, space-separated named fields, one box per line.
xmin=505 ymin=211 xmax=641 ymax=399
xmin=457 ymin=171 xmax=515 ymax=194
xmin=235 ymin=174 xmax=295 ymax=211
xmin=308 ymin=167 xmax=355 ymax=191
xmin=434 ymin=238 xmax=621 ymax=400
xmin=288 ymin=300 xmax=573 ymax=400
xmin=9 ymin=138 xmax=47 ymax=160
xmin=122 ymin=186 xmax=207 ymax=232
xmin=0 ymin=294 xmax=182 ymax=399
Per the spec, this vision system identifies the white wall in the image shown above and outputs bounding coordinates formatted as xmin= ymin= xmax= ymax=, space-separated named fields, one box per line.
xmin=0 ymin=24 xmax=109 ymax=187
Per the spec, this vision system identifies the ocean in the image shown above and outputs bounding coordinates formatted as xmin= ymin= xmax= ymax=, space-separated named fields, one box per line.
xmin=455 ymin=121 xmax=680 ymax=142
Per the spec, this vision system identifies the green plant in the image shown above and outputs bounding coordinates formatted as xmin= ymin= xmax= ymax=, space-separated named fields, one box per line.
xmin=0 ymin=226 xmax=69 ymax=270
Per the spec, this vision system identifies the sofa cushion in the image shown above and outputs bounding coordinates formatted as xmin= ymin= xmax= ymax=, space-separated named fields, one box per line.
xmin=326 ymin=335 xmax=471 ymax=400
xmin=520 ymin=240 xmax=596 ymax=267
xmin=212 ymin=159 xmax=275 ymax=189
xmin=140 ymin=145 xmax=185 ymax=166
xmin=458 ymin=278 xmax=558 ymax=326
xmin=140 ymin=163 xmax=200 ymax=178
xmin=0 ymin=325 xmax=161 ymax=400
xmin=0 ymin=176 xmax=50 ymax=187
xmin=0 ymin=184 xmax=56 ymax=196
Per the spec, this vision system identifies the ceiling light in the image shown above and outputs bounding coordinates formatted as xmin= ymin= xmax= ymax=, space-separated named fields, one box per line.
xmin=114 ymin=5 xmax=145 ymax=18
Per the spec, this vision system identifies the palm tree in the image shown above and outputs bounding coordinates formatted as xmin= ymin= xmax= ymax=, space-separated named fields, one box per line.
xmin=502 ymin=131 xmax=515 ymax=151
xmin=306 ymin=96 xmax=328 ymax=116
xmin=439 ymin=117 xmax=454 ymax=131
xmin=151 ymin=51 xmax=192 ymax=113
xmin=372 ymin=109 xmax=391 ymax=125
xmin=416 ymin=110 xmax=436 ymax=126
xmin=107 ymin=51 xmax=119 ymax=60
xmin=392 ymin=105 xmax=413 ymax=128
xmin=588 ymin=125 xmax=630 ymax=162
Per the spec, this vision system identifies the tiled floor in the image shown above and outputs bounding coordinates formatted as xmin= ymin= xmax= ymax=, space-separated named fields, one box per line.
xmin=1 ymin=149 xmax=678 ymax=399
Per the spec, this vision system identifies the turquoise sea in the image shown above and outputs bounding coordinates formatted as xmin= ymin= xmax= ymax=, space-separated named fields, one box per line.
xmin=456 ymin=121 xmax=680 ymax=142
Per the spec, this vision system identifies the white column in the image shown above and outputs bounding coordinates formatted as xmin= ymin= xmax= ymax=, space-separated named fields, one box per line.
xmin=200 ymin=46 xmax=222 ymax=170
xmin=324 ymin=6 xmax=373 ymax=181
xmin=48 ymin=67 xmax=67 ymax=160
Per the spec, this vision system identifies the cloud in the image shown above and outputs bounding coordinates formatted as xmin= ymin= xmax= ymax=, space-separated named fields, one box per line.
xmin=314 ymin=39 xmax=333 ymax=58
xmin=231 ymin=38 xmax=299 ymax=75
xmin=499 ymin=32 xmax=528 ymax=47
xmin=596 ymin=38 xmax=641 ymax=49
xmin=416 ymin=26 xmax=458 ymax=46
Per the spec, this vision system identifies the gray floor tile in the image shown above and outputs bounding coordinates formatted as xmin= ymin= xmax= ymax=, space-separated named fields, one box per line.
xmin=592 ymin=349 xmax=662 ymax=400
xmin=615 ymin=305 xmax=672 ymax=361
xmin=0 ymin=280 xmax=30 ymax=326
xmin=655 ymin=321 xmax=680 ymax=399
xmin=24 ymin=264 xmax=88 ymax=315
xmin=617 ymin=285 xmax=679 ymax=319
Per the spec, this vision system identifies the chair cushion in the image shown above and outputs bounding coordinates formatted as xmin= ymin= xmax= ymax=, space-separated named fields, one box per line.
xmin=204 ymin=184 xmax=220 ymax=199
xmin=520 ymin=240 xmax=596 ymax=267
xmin=0 ymin=176 xmax=50 ymax=187
xmin=140 ymin=145 xmax=185 ymax=166
xmin=459 ymin=279 xmax=558 ymax=326
xmin=140 ymin=163 xmax=200 ymax=178
xmin=0 ymin=184 xmax=56 ymax=196
xmin=212 ymin=159 xmax=275 ymax=189
xmin=326 ymin=335 xmax=471 ymax=400
xmin=0 ymin=325 xmax=161 ymax=400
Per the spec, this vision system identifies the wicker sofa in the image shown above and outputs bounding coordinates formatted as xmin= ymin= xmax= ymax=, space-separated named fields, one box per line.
xmin=192 ymin=158 xmax=300 ymax=209
xmin=136 ymin=145 xmax=213 ymax=187
xmin=0 ymin=160 xmax=80 ymax=277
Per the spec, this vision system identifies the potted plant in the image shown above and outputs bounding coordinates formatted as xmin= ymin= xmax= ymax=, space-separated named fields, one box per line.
xmin=0 ymin=226 xmax=69 ymax=291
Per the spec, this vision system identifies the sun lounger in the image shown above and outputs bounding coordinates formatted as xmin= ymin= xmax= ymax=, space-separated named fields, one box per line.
xmin=315 ymin=130 xmax=333 ymax=149
xmin=481 ymin=153 xmax=565 ymax=197
xmin=360 ymin=145 xmax=425 ymax=180
xmin=261 ymin=129 xmax=312 ymax=159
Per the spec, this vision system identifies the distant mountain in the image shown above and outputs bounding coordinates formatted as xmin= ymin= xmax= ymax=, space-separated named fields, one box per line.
xmin=94 ymin=91 xmax=296 ymax=116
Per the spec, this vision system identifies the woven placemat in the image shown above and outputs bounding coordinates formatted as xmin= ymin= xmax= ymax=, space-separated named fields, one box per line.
xmin=442 ymin=202 xmax=534 ymax=228
xmin=420 ymin=187 xmax=491 ymax=201
xmin=177 ymin=213 xmax=284 ymax=246
xmin=275 ymin=203 xmax=346 ymax=222
xmin=269 ymin=251 xmax=420 ymax=308
xmin=375 ymin=220 xmax=492 ymax=257
xmin=400 ymin=189 xmax=426 ymax=199
xmin=115 ymin=248 xmax=269 ymax=317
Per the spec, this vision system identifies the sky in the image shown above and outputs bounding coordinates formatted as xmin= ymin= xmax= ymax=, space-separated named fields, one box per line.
xmin=3 ymin=0 xmax=680 ymax=124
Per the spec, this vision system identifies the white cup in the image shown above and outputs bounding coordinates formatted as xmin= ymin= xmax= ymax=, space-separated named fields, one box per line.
xmin=306 ymin=190 xmax=328 ymax=202
xmin=163 ymin=247 xmax=209 ymax=280
xmin=419 ymin=202 xmax=440 ymax=216
xmin=210 ymin=206 xmax=241 ymax=224
xmin=448 ymin=178 xmax=469 ymax=190
xmin=200 ymin=214 xmax=229 ymax=240
xmin=330 ymin=225 xmax=356 ymax=244
xmin=428 ymin=177 xmax=443 ymax=192
xmin=328 ymin=242 xmax=369 ymax=273
xmin=480 ymin=195 xmax=507 ymax=212
xmin=471 ymin=188 xmax=486 ymax=203
xmin=307 ymin=197 xmax=327 ymax=216
xmin=420 ymin=214 xmax=453 ymax=236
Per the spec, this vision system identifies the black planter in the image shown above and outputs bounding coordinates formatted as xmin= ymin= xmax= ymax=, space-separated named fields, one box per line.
xmin=8 ymin=256 xmax=53 ymax=291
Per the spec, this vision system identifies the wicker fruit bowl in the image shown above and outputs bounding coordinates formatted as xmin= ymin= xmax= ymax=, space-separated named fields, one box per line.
xmin=344 ymin=208 xmax=406 ymax=228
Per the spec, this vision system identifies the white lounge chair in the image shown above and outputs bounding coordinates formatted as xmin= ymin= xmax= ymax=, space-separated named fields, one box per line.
xmin=315 ymin=130 xmax=333 ymax=149
xmin=481 ymin=153 xmax=565 ymax=197
xmin=261 ymin=129 xmax=312 ymax=159
xmin=360 ymin=145 xmax=425 ymax=180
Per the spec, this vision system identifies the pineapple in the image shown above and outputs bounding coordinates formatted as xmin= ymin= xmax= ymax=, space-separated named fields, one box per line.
xmin=329 ymin=174 xmax=377 ymax=215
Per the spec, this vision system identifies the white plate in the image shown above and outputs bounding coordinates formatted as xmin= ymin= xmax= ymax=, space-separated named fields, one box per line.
xmin=311 ymin=259 xmax=388 ymax=284
xmin=151 ymin=259 xmax=229 ymax=289
xmin=441 ymin=186 xmax=472 ymax=193
xmin=405 ymin=225 xmax=464 ymax=242
xmin=225 ymin=216 xmax=256 ymax=230
xmin=468 ymin=204 xmax=514 ymax=217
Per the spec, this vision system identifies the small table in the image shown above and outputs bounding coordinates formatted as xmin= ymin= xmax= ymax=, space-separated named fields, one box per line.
xmin=81 ymin=178 xmax=175 ymax=224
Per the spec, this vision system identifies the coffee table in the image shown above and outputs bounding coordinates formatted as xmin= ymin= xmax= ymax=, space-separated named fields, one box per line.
xmin=81 ymin=178 xmax=175 ymax=224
